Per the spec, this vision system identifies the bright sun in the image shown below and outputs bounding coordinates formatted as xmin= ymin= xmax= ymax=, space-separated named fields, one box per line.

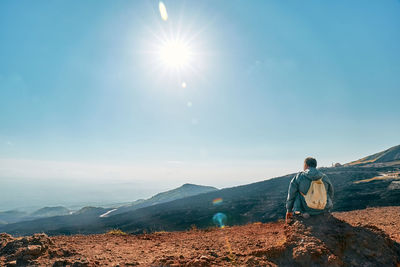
xmin=158 ymin=39 xmax=192 ymax=69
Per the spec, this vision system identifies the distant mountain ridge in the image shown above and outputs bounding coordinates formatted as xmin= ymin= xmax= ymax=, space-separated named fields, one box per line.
xmin=102 ymin=183 xmax=218 ymax=217
xmin=0 ymin=207 xmax=71 ymax=224
xmin=0 ymin=210 xmax=27 ymax=224
xmin=0 ymin=183 xmax=218 ymax=225
xmin=31 ymin=206 xmax=71 ymax=217
xmin=346 ymin=144 xmax=400 ymax=166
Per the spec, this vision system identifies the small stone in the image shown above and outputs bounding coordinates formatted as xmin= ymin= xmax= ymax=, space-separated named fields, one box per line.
xmin=199 ymin=255 xmax=209 ymax=261
xmin=5 ymin=260 xmax=17 ymax=267
xmin=72 ymin=260 xmax=89 ymax=267
xmin=209 ymin=251 xmax=219 ymax=257
xmin=53 ymin=259 xmax=72 ymax=267
xmin=125 ymin=261 xmax=139 ymax=266
xmin=26 ymin=245 xmax=43 ymax=256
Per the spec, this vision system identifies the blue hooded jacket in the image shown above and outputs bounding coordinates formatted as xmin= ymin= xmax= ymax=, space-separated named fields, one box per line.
xmin=286 ymin=167 xmax=334 ymax=215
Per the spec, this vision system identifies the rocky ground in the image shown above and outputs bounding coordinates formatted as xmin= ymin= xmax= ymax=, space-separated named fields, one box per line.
xmin=1 ymin=206 xmax=399 ymax=266
xmin=333 ymin=206 xmax=400 ymax=243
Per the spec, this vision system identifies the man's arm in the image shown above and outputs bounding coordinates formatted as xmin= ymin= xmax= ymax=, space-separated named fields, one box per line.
xmin=325 ymin=175 xmax=334 ymax=200
xmin=286 ymin=174 xmax=299 ymax=212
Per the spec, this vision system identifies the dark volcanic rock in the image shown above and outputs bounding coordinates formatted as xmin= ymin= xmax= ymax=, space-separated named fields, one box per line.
xmin=52 ymin=258 xmax=89 ymax=267
xmin=52 ymin=259 xmax=73 ymax=267
xmin=0 ymin=233 xmax=14 ymax=249
xmin=0 ymin=233 xmax=53 ymax=266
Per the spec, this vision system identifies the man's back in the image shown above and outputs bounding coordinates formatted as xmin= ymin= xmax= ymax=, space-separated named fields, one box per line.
xmin=286 ymin=158 xmax=334 ymax=221
xmin=289 ymin=168 xmax=333 ymax=214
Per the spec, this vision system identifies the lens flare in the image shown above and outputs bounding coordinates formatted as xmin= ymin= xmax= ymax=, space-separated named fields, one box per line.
xmin=212 ymin=212 xmax=227 ymax=228
xmin=212 ymin=198 xmax=223 ymax=205
xmin=159 ymin=1 xmax=168 ymax=21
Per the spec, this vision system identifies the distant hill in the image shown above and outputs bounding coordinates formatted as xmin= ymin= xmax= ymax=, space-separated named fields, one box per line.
xmin=31 ymin=206 xmax=71 ymax=217
xmin=0 ymin=206 xmax=71 ymax=225
xmin=107 ymin=183 xmax=218 ymax=217
xmin=0 ymin=184 xmax=217 ymax=225
xmin=0 ymin=210 xmax=29 ymax=224
xmin=149 ymin=183 xmax=218 ymax=203
xmin=346 ymin=144 xmax=400 ymax=166
xmin=73 ymin=206 xmax=111 ymax=216
xmin=0 ymin=183 xmax=219 ymax=235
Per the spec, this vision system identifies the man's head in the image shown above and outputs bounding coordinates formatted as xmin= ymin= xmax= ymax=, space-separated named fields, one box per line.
xmin=304 ymin=157 xmax=317 ymax=170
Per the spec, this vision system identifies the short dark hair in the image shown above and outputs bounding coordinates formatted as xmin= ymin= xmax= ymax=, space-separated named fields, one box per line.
xmin=304 ymin=157 xmax=317 ymax=168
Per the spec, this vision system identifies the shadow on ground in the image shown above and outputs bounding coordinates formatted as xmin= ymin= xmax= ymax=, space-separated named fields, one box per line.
xmin=252 ymin=214 xmax=400 ymax=267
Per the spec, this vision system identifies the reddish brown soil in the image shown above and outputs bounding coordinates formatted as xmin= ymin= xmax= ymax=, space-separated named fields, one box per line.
xmin=1 ymin=206 xmax=399 ymax=266
xmin=333 ymin=206 xmax=400 ymax=243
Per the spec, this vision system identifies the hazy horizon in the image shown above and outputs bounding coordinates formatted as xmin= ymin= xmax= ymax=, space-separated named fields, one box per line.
xmin=1 ymin=1 xmax=399 ymax=211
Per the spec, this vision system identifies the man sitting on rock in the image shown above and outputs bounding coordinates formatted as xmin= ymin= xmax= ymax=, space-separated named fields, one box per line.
xmin=286 ymin=157 xmax=334 ymax=222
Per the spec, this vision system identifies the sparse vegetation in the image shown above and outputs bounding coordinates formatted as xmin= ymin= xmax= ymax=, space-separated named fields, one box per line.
xmin=154 ymin=230 xmax=168 ymax=234
xmin=106 ymin=229 xmax=127 ymax=235
xmin=354 ymin=173 xmax=400 ymax=184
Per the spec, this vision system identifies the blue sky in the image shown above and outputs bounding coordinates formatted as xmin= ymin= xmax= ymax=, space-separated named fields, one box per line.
xmin=1 ymin=0 xmax=399 ymax=209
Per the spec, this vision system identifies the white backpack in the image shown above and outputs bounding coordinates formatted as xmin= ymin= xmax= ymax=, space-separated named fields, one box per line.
xmin=301 ymin=178 xmax=327 ymax=210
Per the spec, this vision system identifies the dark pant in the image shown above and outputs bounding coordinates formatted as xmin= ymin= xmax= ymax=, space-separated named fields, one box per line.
xmin=293 ymin=194 xmax=303 ymax=213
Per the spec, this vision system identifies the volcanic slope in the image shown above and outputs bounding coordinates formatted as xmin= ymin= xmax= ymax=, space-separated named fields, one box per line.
xmin=346 ymin=144 xmax=400 ymax=166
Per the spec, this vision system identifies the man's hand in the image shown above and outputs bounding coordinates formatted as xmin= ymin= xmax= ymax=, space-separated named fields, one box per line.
xmin=285 ymin=212 xmax=293 ymax=223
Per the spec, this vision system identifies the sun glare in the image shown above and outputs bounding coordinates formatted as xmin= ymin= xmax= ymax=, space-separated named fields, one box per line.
xmin=159 ymin=39 xmax=192 ymax=69
xmin=142 ymin=1 xmax=206 ymax=81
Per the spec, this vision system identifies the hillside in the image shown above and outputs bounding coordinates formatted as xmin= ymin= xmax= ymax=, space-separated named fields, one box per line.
xmin=1 ymin=163 xmax=399 ymax=236
xmin=0 ymin=211 xmax=28 ymax=225
xmin=1 ymin=207 xmax=399 ymax=266
xmin=0 ymin=183 xmax=217 ymax=229
xmin=346 ymin=144 xmax=400 ymax=166
xmin=107 ymin=183 xmax=218 ymax=217
xmin=30 ymin=206 xmax=70 ymax=218
xmin=0 ymin=207 xmax=71 ymax=225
